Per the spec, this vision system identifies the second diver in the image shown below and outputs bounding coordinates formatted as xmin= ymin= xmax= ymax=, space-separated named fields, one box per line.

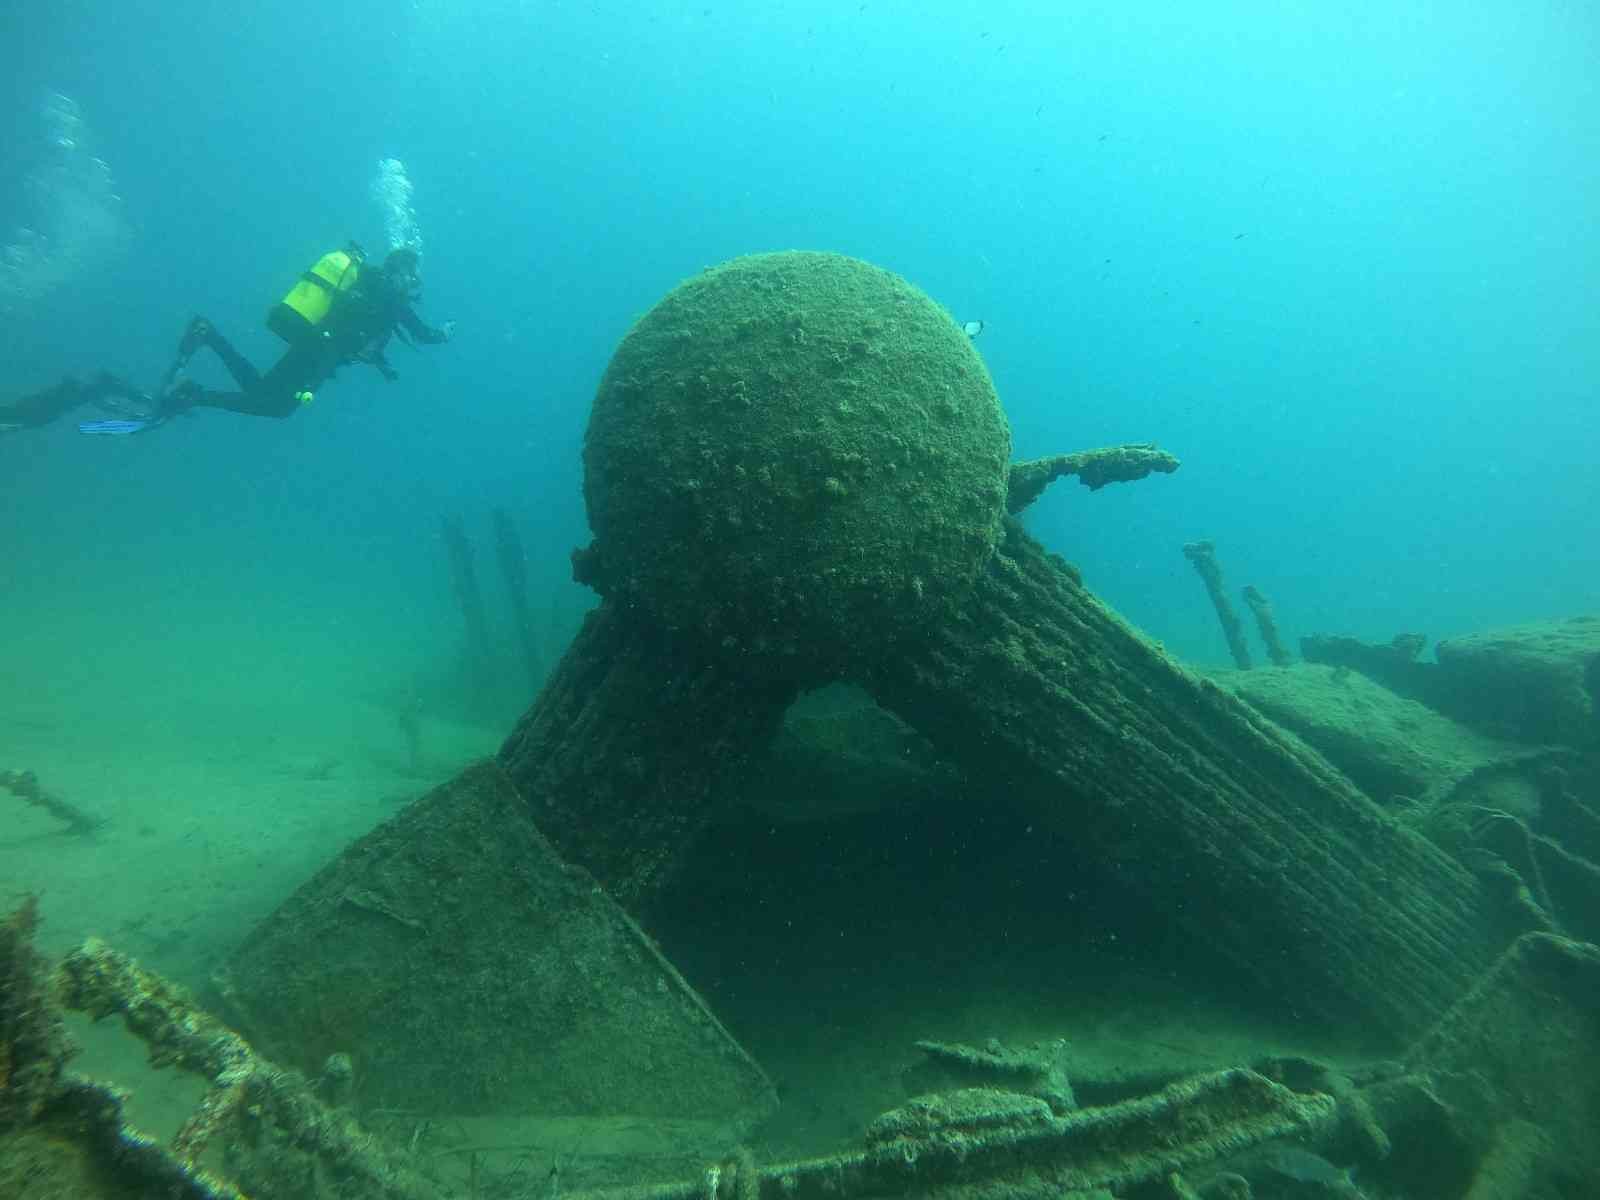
xmin=80 ymin=243 xmax=454 ymax=435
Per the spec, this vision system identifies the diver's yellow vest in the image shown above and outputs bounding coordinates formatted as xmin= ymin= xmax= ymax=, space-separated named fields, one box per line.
xmin=267 ymin=248 xmax=362 ymax=344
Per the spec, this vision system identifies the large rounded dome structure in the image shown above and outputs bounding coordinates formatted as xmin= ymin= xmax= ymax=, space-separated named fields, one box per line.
xmin=577 ymin=250 xmax=1011 ymax=680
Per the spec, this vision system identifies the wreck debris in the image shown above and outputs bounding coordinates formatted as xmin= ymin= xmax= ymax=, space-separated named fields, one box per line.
xmin=441 ymin=512 xmax=493 ymax=684
xmin=1241 ymin=584 xmax=1292 ymax=667
xmin=752 ymin=688 xmax=960 ymax=824
xmin=907 ymin=1038 xmax=1076 ymax=1113
xmin=1301 ymin=632 xmax=1435 ymax=701
xmin=4 ymin=1076 xmax=251 ymax=1200
xmin=17 ymin=900 xmax=1350 ymax=1200
xmin=1302 ymin=618 xmax=1600 ymax=758
xmin=864 ymin=519 xmax=1512 ymax=1037
xmin=57 ymin=938 xmax=259 ymax=1162
xmin=318 ymin=1051 xmax=356 ymax=1108
xmin=494 ymin=505 xmax=545 ymax=693
xmin=572 ymin=1070 xmax=1334 ymax=1200
xmin=1441 ymin=760 xmax=1600 ymax=949
xmin=495 ymin=252 xmax=1517 ymax=1041
xmin=500 ymin=600 xmax=800 ymax=904
xmin=210 ymin=250 xmax=1526 ymax=1157
xmin=1217 ymin=663 xmax=1557 ymax=812
xmin=1354 ymin=933 xmax=1600 ymax=1196
xmin=0 ymin=900 xmax=249 ymax=1199
xmin=214 ymin=759 xmax=777 ymax=1125
xmin=1182 ymin=540 xmax=1252 ymax=669
xmin=1434 ymin=615 xmax=1600 ymax=749
xmin=1 ymin=768 xmax=104 ymax=836
xmin=53 ymin=937 xmax=446 ymax=1199
xmin=1251 ymin=1054 xmax=1393 ymax=1166
xmin=1004 ymin=443 xmax=1180 ymax=514
xmin=0 ymin=896 xmax=67 ymax=1130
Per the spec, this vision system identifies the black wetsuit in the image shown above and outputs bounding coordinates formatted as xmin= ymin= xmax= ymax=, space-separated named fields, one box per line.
xmin=0 ymin=372 xmax=147 ymax=432
xmin=182 ymin=267 xmax=449 ymax=419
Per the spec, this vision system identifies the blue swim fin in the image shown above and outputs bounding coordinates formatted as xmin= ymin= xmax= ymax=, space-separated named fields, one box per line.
xmin=77 ymin=416 xmax=162 ymax=436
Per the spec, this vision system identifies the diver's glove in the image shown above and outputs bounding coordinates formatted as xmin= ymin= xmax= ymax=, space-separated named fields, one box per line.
xmin=441 ymin=320 xmax=457 ymax=341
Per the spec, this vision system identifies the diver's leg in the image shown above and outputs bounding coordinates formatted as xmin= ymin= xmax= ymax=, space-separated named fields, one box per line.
xmin=175 ymin=317 xmax=262 ymax=391
xmin=0 ymin=376 xmax=87 ymax=431
xmin=202 ymin=328 xmax=263 ymax=391
xmin=174 ymin=343 xmax=328 ymax=419
xmin=180 ymin=386 xmax=301 ymax=420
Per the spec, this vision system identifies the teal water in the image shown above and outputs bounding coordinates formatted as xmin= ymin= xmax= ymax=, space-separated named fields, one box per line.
xmin=6 ymin=2 xmax=1596 ymax=673
xmin=1 ymin=1 xmax=1597 ymax=1188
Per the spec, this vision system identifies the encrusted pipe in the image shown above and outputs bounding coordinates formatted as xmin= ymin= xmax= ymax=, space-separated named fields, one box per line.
xmin=1242 ymin=585 xmax=1292 ymax=666
xmin=1183 ymin=540 xmax=1252 ymax=669
xmin=570 ymin=1070 xmax=1333 ymax=1200
xmin=1006 ymin=444 xmax=1180 ymax=514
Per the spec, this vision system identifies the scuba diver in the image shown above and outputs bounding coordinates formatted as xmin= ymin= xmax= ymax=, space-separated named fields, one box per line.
xmin=78 ymin=243 xmax=454 ymax=435
xmin=0 ymin=371 xmax=153 ymax=435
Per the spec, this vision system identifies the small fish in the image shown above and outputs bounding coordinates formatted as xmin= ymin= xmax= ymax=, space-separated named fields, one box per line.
xmin=1262 ymin=1146 xmax=1360 ymax=1194
xmin=961 ymin=320 xmax=985 ymax=339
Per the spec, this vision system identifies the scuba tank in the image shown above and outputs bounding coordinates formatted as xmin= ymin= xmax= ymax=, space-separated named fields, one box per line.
xmin=266 ymin=241 xmax=365 ymax=344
